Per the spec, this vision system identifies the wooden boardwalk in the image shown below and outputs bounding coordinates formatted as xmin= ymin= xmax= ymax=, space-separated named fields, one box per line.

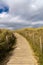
xmin=7 ymin=33 xmax=38 ymax=65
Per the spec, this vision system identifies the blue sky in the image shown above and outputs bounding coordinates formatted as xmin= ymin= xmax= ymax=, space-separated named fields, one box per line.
xmin=0 ymin=0 xmax=43 ymax=29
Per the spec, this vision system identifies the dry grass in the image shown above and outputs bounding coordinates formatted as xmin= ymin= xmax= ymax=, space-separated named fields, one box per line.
xmin=16 ymin=28 xmax=43 ymax=65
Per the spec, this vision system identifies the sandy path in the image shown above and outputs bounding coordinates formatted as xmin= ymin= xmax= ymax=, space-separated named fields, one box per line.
xmin=7 ymin=33 xmax=38 ymax=65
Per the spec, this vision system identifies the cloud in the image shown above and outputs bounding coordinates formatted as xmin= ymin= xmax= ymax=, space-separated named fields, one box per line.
xmin=2 ymin=0 xmax=43 ymax=21
xmin=0 ymin=12 xmax=9 ymax=18
xmin=0 ymin=0 xmax=43 ymax=29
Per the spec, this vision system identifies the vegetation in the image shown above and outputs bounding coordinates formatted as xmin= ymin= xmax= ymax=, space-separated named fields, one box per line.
xmin=16 ymin=28 xmax=43 ymax=65
xmin=0 ymin=29 xmax=16 ymax=60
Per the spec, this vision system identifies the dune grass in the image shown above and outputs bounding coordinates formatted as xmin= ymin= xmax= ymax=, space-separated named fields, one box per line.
xmin=16 ymin=28 xmax=43 ymax=65
xmin=0 ymin=29 xmax=16 ymax=60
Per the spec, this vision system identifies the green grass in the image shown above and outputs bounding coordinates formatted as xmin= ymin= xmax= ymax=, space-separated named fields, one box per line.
xmin=16 ymin=28 xmax=43 ymax=65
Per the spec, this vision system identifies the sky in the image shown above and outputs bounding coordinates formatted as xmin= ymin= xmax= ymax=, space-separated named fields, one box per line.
xmin=0 ymin=0 xmax=43 ymax=29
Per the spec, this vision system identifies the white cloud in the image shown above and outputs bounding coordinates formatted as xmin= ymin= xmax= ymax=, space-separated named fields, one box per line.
xmin=0 ymin=12 xmax=11 ymax=23
xmin=31 ymin=21 xmax=43 ymax=25
xmin=0 ymin=12 xmax=9 ymax=18
xmin=9 ymin=16 xmax=28 ymax=23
